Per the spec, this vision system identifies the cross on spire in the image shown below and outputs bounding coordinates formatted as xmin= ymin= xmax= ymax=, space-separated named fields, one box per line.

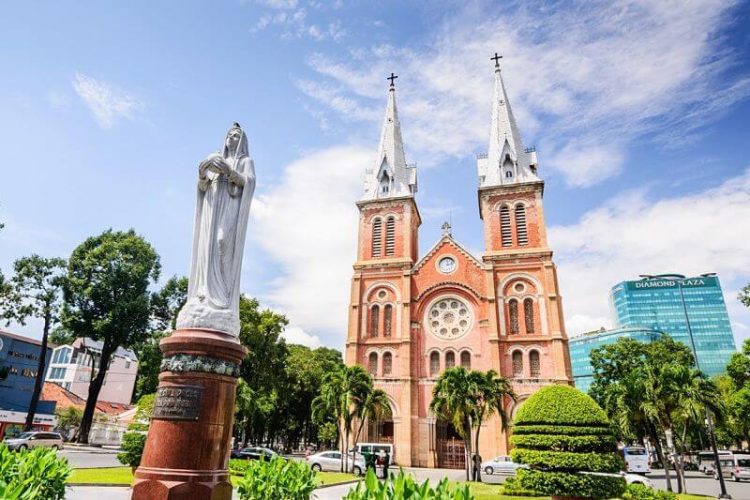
xmin=441 ymin=221 xmax=452 ymax=237
xmin=491 ymin=53 xmax=503 ymax=68
xmin=387 ymin=72 xmax=398 ymax=88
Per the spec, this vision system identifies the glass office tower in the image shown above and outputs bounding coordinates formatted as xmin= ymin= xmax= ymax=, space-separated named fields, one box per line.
xmin=569 ymin=327 xmax=664 ymax=394
xmin=610 ymin=275 xmax=737 ymax=376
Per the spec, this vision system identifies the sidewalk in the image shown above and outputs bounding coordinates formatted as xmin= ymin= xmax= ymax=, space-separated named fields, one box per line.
xmin=64 ymin=443 xmax=121 ymax=454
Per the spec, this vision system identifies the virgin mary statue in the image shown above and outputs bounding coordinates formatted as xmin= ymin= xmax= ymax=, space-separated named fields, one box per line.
xmin=176 ymin=123 xmax=256 ymax=336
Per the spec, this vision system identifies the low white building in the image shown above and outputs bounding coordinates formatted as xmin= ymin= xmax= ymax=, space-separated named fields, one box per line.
xmin=46 ymin=338 xmax=138 ymax=405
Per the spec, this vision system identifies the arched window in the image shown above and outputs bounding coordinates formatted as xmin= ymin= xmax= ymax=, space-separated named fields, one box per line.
xmin=382 ymin=352 xmax=392 ymax=376
xmin=445 ymin=351 xmax=455 ymax=369
xmin=370 ymin=305 xmax=380 ymax=337
xmin=372 ymin=218 xmax=382 ymax=257
xmin=512 ymin=351 xmax=523 ymax=377
xmin=524 ymin=298 xmax=535 ymax=334
xmin=500 ymin=206 xmax=512 ymax=247
xmin=529 ymin=350 xmax=540 ymax=378
xmin=385 ymin=216 xmax=395 ymax=256
xmin=430 ymin=352 xmax=440 ymax=376
xmin=368 ymin=352 xmax=378 ymax=376
xmin=460 ymin=351 xmax=471 ymax=369
xmin=508 ymin=299 xmax=519 ymax=334
xmin=505 ymin=169 xmax=513 ymax=178
xmin=515 ymin=204 xmax=528 ymax=246
xmin=383 ymin=304 xmax=393 ymax=337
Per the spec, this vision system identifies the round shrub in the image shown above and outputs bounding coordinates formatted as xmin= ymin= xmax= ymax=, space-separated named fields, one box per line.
xmin=508 ymin=385 xmax=625 ymax=499
xmin=622 ymin=483 xmax=676 ymax=500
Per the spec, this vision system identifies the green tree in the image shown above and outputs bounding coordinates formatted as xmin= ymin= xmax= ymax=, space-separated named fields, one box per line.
xmin=351 ymin=387 xmax=391 ymax=473
xmin=132 ymin=276 xmax=188 ymax=402
xmin=312 ymin=365 xmax=370 ymax=472
xmin=0 ymin=255 xmax=66 ymax=430
xmin=429 ymin=367 xmax=476 ymax=481
xmin=54 ymin=406 xmax=82 ymax=439
xmin=726 ymin=339 xmax=750 ymax=390
xmin=62 ymin=229 xmax=160 ymax=444
xmin=468 ymin=369 xmax=515 ymax=482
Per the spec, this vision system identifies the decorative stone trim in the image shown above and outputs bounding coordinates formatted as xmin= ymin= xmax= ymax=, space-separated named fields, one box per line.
xmin=160 ymin=354 xmax=241 ymax=377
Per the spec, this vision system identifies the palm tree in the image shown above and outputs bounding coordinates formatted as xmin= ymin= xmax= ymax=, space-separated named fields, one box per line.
xmin=430 ymin=367 xmax=476 ymax=481
xmin=468 ymin=370 xmax=516 ymax=482
xmin=351 ymin=388 xmax=392 ymax=473
xmin=311 ymin=365 xmax=371 ymax=472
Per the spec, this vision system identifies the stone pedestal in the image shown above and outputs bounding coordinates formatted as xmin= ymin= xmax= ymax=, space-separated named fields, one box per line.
xmin=132 ymin=329 xmax=246 ymax=500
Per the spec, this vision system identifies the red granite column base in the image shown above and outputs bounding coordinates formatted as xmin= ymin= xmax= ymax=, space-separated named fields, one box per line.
xmin=132 ymin=329 xmax=246 ymax=500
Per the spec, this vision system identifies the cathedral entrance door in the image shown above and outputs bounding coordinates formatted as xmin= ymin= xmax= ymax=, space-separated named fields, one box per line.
xmin=367 ymin=418 xmax=394 ymax=444
xmin=436 ymin=421 xmax=466 ymax=469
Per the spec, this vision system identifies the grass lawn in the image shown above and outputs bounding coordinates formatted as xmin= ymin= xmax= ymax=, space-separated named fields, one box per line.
xmin=67 ymin=466 xmax=133 ymax=485
xmin=316 ymin=471 xmax=360 ymax=485
xmin=451 ymin=481 xmax=549 ymax=500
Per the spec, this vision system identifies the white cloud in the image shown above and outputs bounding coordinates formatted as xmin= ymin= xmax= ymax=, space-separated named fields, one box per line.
xmin=281 ymin=326 xmax=323 ymax=348
xmin=250 ymin=5 xmax=345 ymax=41
xmin=549 ymin=167 xmax=750 ymax=343
xmin=299 ymin=1 xmax=749 ymax=184
xmin=251 ymin=145 xmax=370 ymax=346
xmin=72 ymin=73 xmax=143 ymax=129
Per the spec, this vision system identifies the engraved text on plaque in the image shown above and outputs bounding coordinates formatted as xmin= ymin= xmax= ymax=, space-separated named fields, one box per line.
xmin=153 ymin=385 xmax=203 ymax=421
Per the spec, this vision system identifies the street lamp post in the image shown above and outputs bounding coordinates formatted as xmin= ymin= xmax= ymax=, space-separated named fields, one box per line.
xmin=640 ymin=273 xmax=731 ymax=499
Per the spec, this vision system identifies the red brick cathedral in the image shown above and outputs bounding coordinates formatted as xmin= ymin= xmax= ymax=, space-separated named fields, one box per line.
xmin=345 ymin=60 xmax=573 ymax=468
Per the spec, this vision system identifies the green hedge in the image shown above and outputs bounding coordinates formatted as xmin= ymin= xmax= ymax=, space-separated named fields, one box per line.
xmin=510 ymin=385 xmax=625 ymax=498
xmin=622 ymin=483 xmax=677 ymax=500
xmin=0 ymin=445 xmax=71 ymax=499
xmin=117 ymin=432 xmax=147 ymax=468
xmin=514 ymin=385 xmax=610 ymax=426
xmin=512 ymin=424 xmax=613 ymax=436
xmin=511 ymin=449 xmax=623 ymax=473
xmin=515 ymin=469 xmax=625 ymax=499
xmin=510 ymin=432 xmax=617 ymax=452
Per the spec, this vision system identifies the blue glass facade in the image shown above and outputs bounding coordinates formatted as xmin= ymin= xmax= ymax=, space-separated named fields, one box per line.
xmin=0 ymin=331 xmax=56 ymax=414
xmin=610 ymin=275 xmax=737 ymax=377
xmin=570 ymin=327 xmax=664 ymax=394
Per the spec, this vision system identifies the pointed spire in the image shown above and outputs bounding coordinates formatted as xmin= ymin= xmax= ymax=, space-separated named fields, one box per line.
xmin=362 ymin=74 xmax=417 ymax=200
xmin=479 ymin=55 xmax=538 ymax=188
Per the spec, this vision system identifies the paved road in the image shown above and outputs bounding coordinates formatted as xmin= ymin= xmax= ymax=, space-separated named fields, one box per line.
xmin=59 ymin=447 xmax=122 ymax=469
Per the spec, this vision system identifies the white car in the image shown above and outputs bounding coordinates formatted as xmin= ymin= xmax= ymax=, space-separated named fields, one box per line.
xmin=306 ymin=451 xmax=365 ymax=475
xmin=481 ymin=455 xmax=525 ymax=475
xmin=585 ymin=471 xmax=654 ymax=488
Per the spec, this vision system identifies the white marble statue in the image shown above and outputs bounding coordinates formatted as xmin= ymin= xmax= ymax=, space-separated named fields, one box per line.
xmin=176 ymin=123 xmax=256 ymax=336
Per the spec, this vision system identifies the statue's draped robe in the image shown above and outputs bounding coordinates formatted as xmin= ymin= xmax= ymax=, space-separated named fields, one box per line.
xmin=177 ymin=152 xmax=255 ymax=336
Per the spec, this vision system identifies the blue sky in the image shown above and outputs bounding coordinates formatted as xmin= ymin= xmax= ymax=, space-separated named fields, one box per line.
xmin=1 ymin=0 xmax=750 ymax=350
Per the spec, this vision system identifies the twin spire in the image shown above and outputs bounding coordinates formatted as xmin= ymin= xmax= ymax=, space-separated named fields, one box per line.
xmin=362 ymin=56 xmax=538 ymax=201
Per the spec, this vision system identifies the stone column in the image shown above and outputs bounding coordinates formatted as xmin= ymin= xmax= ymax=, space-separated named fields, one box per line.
xmin=132 ymin=329 xmax=247 ymax=500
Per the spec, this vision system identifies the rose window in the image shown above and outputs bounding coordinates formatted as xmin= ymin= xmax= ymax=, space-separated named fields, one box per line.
xmin=427 ymin=297 xmax=473 ymax=340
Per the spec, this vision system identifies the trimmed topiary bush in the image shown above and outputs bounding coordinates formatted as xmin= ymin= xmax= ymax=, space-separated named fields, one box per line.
xmin=622 ymin=483 xmax=676 ymax=500
xmin=505 ymin=385 xmax=625 ymax=499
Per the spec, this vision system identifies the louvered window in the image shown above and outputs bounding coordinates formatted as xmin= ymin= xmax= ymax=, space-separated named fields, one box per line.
xmin=460 ymin=351 xmax=471 ymax=369
xmin=368 ymin=352 xmax=378 ymax=376
xmin=385 ymin=216 xmax=395 ymax=256
xmin=512 ymin=351 xmax=523 ymax=377
xmin=530 ymin=350 xmax=540 ymax=377
xmin=515 ymin=205 xmax=528 ymax=246
xmin=524 ymin=298 xmax=535 ymax=334
xmin=508 ymin=299 xmax=519 ymax=334
xmin=370 ymin=305 xmax=380 ymax=337
xmin=383 ymin=305 xmax=393 ymax=337
xmin=500 ymin=206 xmax=512 ymax=247
xmin=430 ymin=352 xmax=440 ymax=376
xmin=372 ymin=218 xmax=382 ymax=257
xmin=382 ymin=352 xmax=392 ymax=376
xmin=445 ymin=351 xmax=455 ymax=369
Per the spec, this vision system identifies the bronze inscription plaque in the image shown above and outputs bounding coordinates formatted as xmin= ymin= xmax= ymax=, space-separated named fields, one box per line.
xmin=153 ymin=385 xmax=202 ymax=420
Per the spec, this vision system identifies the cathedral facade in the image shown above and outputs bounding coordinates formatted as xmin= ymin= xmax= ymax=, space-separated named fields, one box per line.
xmin=344 ymin=61 xmax=573 ymax=468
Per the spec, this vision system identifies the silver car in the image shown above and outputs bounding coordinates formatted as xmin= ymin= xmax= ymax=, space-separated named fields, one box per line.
xmin=4 ymin=431 xmax=64 ymax=451
xmin=306 ymin=451 xmax=364 ymax=475
xmin=481 ymin=455 xmax=525 ymax=475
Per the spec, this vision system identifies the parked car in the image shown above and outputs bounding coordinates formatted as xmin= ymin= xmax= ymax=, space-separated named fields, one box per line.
xmin=481 ymin=455 xmax=525 ymax=475
xmin=712 ymin=454 xmax=750 ymax=482
xmin=231 ymin=446 xmax=278 ymax=461
xmin=3 ymin=431 xmax=64 ymax=451
xmin=306 ymin=451 xmax=364 ymax=475
xmin=697 ymin=450 xmax=733 ymax=475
